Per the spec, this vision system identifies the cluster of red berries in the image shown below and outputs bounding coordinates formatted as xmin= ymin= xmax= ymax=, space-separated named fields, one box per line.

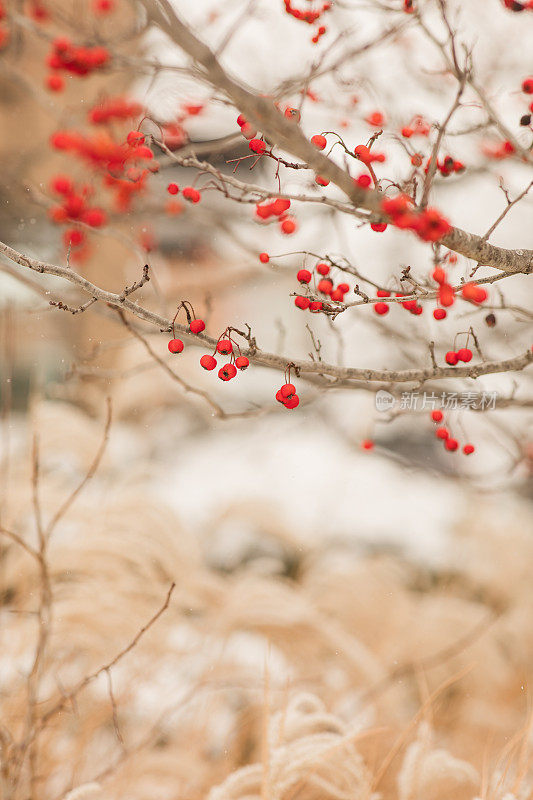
xmin=275 ymin=366 xmax=300 ymax=409
xmin=432 ymin=265 xmax=455 ymax=313
xmin=47 ymin=38 xmax=109 ymax=85
xmin=48 ymin=176 xmax=106 ymax=250
xmin=283 ymin=0 xmax=331 ymax=23
xmin=431 ymin=410 xmax=475 ymax=455
xmin=236 ymin=113 xmax=264 ymax=152
xmin=168 ymin=303 xmax=206 ymax=352
xmin=167 ymin=183 xmax=201 ymax=203
xmin=379 ymin=194 xmax=451 ymax=242
xmin=50 ymin=129 xmax=157 ymax=178
xmin=168 ymin=306 xmax=251 ymax=382
xmin=199 ymin=331 xmax=249 ymax=381
xmin=425 ymin=154 xmax=465 ymax=177
xmin=445 ymin=347 xmax=473 ymax=366
xmin=88 ymin=97 xmax=143 ymax=125
xmin=354 ymin=143 xmax=386 ymax=166
xmin=373 ymin=289 xmax=423 ymax=316
xmin=294 ymin=262 xmax=349 ymax=309
xmin=255 ymin=197 xmax=297 ymax=234
xmin=401 ymin=115 xmax=431 ymax=138
xmin=236 ymin=113 xmax=280 ymax=163
xmin=444 ymin=329 xmax=478 ymax=365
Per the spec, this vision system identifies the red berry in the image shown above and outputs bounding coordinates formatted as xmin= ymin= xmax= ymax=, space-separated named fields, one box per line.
xmin=284 ymin=107 xmax=301 ymax=122
xmin=200 ymin=354 xmax=217 ymax=370
xmin=182 ymin=186 xmax=201 ymax=203
xmin=63 ymin=228 xmax=85 ymax=247
xmin=249 ymin=138 xmax=266 ymax=155
xmin=275 ymin=389 xmax=285 ymax=403
xmin=317 ymin=278 xmax=333 ymax=295
xmin=356 ymin=174 xmax=372 ymax=188
xmin=374 ymin=302 xmax=389 ymax=315
xmin=330 ymin=289 xmax=344 ymax=301
xmin=127 ymin=130 xmax=145 ymax=146
xmin=522 ymin=77 xmax=533 ymax=94
xmin=432 ymin=267 xmax=446 ymax=284
xmin=235 ymin=356 xmax=249 ymax=370
xmin=259 ymin=252 xmax=269 ymax=263
xmin=354 ymin=144 xmax=370 ymax=162
xmin=433 ymin=308 xmax=447 ymax=320
xmin=431 ymin=410 xmax=443 ymax=423
xmin=271 ymin=198 xmax=291 ymax=216
xmin=283 ymin=394 xmax=300 ymax=409
xmin=236 ymin=113 xmax=247 ymax=127
xmin=456 ymin=347 xmax=472 ymax=362
xmin=93 ymin=0 xmax=114 ymax=12
xmin=445 ymin=351 xmax=458 ymax=365
xmin=281 ymin=383 xmax=295 ymax=398
xmin=315 ymin=175 xmax=329 ymax=186
xmin=218 ymin=364 xmax=237 ymax=381
xmin=337 ymin=283 xmax=350 ymax=294
xmin=435 ymin=427 xmax=449 ymax=440
xmin=216 ymin=339 xmax=233 ymax=355
xmin=371 ymin=223 xmax=387 ymax=233
xmin=280 ymin=217 xmax=297 ymax=234
xmin=168 ymin=338 xmax=184 ymax=354
xmin=83 ymin=208 xmax=106 ymax=227
xmin=311 ymin=134 xmax=327 ymax=150
xmin=295 ymin=296 xmax=311 ymax=310
xmin=189 ymin=319 xmax=205 ymax=334
xmin=51 ymin=179 xmax=73 ymax=199
xmin=167 ymin=183 xmax=179 ymax=195
xmin=366 ymin=111 xmax=385 ymax=127
xmin=256 ymin=204 xmax=273 ymax=220
xmin=297 ymin=269 xmax=312 ymax=283
xmin=309 ymin=301 xmax=323 ymax=312
xmin=316 ymin=263 xmax=330 ymax=276
xmin=463 ymin=444 xmax=475 ymax=455
xmin=361 ymin=439 xmax=374 ymax=451
xmin=461 ymin=282 xmax=486 ymax=304
xmin=438 ymin=284 xmax=455 ymax=307
xmin=241 ymin=123 xmax=257 ymax=140
xmin=46 ymin=74 xmax=65 ymax=92
xmin=376 ymin=289 xmax=390 ymax=298
xmin=445 ymin=437 xmax=458 ymax=452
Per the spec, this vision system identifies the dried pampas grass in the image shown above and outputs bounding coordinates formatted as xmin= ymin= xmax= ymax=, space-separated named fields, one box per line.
xmin=2 ymin=400 xmax=533 ymax=800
